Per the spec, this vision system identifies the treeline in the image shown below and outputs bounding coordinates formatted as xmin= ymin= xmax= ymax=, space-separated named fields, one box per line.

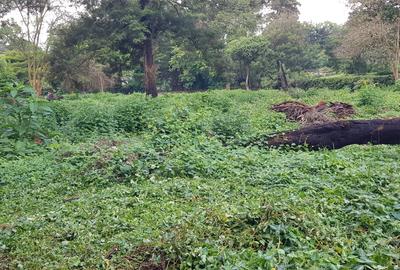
xmin=0 ymin=0 xmax=399 ymax=96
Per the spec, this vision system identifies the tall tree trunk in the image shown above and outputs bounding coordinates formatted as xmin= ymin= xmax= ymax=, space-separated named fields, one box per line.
xmin=277 ymin=60 xmax=289 ymax=90
xmin=140 ymin=0 xmax=158 ymax=97
xmin=143 ymin=38 xmax=158 ymax=97
xmin=245 ymin=65 xmax=250 ymax=90
xmin=394 ymin=21 xmax=400 ymax=81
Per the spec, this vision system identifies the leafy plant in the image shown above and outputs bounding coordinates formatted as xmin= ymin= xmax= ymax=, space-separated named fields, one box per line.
xmin=0 ymin=82 xmax=52 ymax=146
xmin=211 ymin=110 xmax=250 ymax=142
xmin=1 ymin=88 xmax=400 ymax=269
xmin=67 ymin=103 xmax=118 ymax=137
xmin=358 ymin=85 xmax=383 ymax=108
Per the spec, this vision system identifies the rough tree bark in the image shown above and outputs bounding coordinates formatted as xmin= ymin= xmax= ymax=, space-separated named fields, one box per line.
xmin=393 ymin=20 xmax=400 ymax=81
xmin=267 ymin=118 xmax=400 ymax=150
xmin=143 ymin=38 xmax=158 ymax=97
xmin=140 ymin=0 xmax=158 ymax=97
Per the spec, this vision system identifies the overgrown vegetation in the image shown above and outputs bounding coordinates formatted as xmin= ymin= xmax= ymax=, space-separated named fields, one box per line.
xmin=1 ymin=0 xmax=400 ymax=269
xmin=1 ymin=88 xmax=399 ymax=269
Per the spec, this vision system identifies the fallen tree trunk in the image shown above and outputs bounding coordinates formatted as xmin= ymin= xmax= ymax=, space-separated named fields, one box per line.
xmin=267 ymin=118 xmax=400 ymax=150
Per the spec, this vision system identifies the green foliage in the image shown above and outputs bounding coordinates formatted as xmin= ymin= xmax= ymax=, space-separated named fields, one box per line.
xmin=0 ymin=51 xmax=27 ymax=83
xmin=114 ymin=96 xmax=153 ymax=132
xmin=226 ymin=36 xmax=273 ymax=89
xmin=0 ymin=82 xmax=52 ymax=156
xmin=1 ymin=89 xmax=400 ymax=269
xmin=0 ymin=58 xmax=16 ymax=87
xmin=295 ymin=74 xmax=394 ymax=90
xmin=389 ymin=80 xmax=400 ymax=92
xmin=211 ymin=110 xmax=250 ymax=141
xmin=358 ymin=85 xmax=384 ymax=109
xmin=264 ymin=16 xmax=329 ymax=73
xmin=169 ymin=46 xmax=216 ymax=90
xmin=67 ymin=103 xmax=118 ymax=137
xmin=226 ymin=36 xmax=270 ymax=66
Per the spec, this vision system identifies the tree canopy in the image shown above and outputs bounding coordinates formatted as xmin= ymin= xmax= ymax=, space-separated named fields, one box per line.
xmin=1 ymin=0 xmax=397 ymax=95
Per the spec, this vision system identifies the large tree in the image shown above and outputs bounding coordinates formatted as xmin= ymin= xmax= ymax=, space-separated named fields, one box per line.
xmin=51 ymin=0 xmax=269 ymax=95
xmin=262 ymin=15 xmax=328 ymax=83
xmin=266 ymin=0 xmax=300 ymax=20
xmin=308 ymin=22 xmax=344 ymax=70
xmin=226 ymin=36 xmax=271 ymax=90
xmin=339 ymin=0 xmax=400 ymax=80
xmin=53 ymin=0 xmax=200 ymax=96
xmin=0 ymin=0 xmax=77 ymax=95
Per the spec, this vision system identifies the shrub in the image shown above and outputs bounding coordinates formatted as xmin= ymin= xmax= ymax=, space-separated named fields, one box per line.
xmin=211 ymin=110 xmax=250 ymax=141
xmin=197 ymin=93 xmax=233 ymax=112
xmin=67 ymin=103 xmax=118 ymax=136
xmin=114 ymin=97 xmax=153 ymax=133
xmin=48 ymin=102 xmax=73 ymax=126
xmin=358 ymin=85 xmax=383 ymax=108
xmin=389 ymin=80 xmax=400 ymax=92
xmin=294 ymin=74 xmax=394 ymax=90
xmin=0 ymin=82 xmax=52 ymax=157
xmin=287 ymin=88 xmax=307 ymax=99
xmin=0 ymin=82 xmax=52 ymax=140
xmin=0 ymin=58 xmax=16 ymax=87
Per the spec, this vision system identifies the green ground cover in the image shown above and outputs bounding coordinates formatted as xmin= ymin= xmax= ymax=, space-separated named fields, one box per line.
xmin=1 ymin=88 xmax=399 ymax=269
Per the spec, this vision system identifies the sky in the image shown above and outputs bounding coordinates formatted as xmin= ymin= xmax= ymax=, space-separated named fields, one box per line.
xmin=299 ymin=0 xmax=351 ymax=25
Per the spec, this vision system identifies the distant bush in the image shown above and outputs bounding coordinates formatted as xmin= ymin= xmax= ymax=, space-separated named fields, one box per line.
xmin=294 ymin=74 xmax=394 ymax=90
xmin=197 ymin=93 xmax=233 ymax=112
xmin=287 ymin=88 xmax=307 ymax=99
xmin=388 ymin=80 xmax=400 ymax=92
xmin=358 ymin=85 xmax=383 ymax=108
xmin=48 ymin=102 xmax=73 ymax=126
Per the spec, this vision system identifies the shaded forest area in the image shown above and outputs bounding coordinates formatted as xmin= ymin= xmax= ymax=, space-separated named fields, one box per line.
xmin=1 ymin=0 xmax=399 ymax=97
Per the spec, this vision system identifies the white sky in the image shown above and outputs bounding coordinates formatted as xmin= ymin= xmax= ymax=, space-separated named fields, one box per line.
xmin=299 ymin=0 xmax=350 ymax=25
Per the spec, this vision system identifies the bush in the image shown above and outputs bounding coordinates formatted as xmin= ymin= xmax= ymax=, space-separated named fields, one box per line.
xmin=0 ymin=82 xmax=53 ymax=157
xmin=358 ymin=85 xmax=383 ymax=108
xmin=388 ymin=80 xmax=400 ymax=92
xmin=197 ymin=93 xmax=233 ymax=112
xmin=67 ymin=103 xmax=118 ymax=136
xmin=114 ymin=97 xmax=153 ymax=133
xmin=294 ymin=74 xmax=394 ymax=90
xmin=287 ymin=88 xmax=307 ymax=99
xmin=0 ymin=59 xmax=16 ymax=87
xmin=211 ymin=110 xmax=250 ymax=141
xmin=48 ymin=102 xmax=73 ymax=126
xmin=0 ymin=82 xmax=52 ymax=140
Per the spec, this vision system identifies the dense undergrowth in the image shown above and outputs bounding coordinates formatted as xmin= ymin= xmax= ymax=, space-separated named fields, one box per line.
xmin=1 ymin=88 xmax=400 ymax=269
